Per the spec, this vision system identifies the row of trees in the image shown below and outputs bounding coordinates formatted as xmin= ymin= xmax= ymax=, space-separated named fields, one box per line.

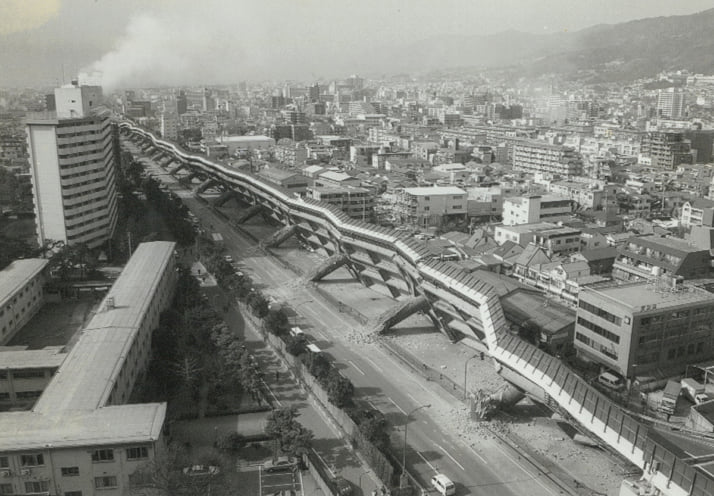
xmin=142 ymin=177 xmax=196 ymax=247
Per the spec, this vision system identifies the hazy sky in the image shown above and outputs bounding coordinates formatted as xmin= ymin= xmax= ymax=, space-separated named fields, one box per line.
xmin=1 ymin=0 xmax=713 ymax=88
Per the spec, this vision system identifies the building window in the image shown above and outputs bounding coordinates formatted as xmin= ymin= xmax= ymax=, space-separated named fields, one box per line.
xmin=24 ymin=481 xmax=49 ymax=493
xmin=12 ymin=370 xmax=45 ymax=379
xmin=95 ymin=476 xmax=118 ymax=489
xmin=61 ymin=467 xmax=80 ymax=476
xmin=91 ymin=449 xmax=114 ymax=462
xmin=65 ymin=492 xmax=83 ymax=496
xmin=126 ymin=447 xmax=149 ymax=460
xmin=0 ymin=484 xmax=13 ymax=495
xmin=20 ymin=454 xmax=44 ymax=466
xmin=0 ymin=457 xmax=7 ymax=468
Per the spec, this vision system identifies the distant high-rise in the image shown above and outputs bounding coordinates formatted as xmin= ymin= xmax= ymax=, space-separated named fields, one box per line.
xmin=309 ymin=83 xmax=320 ymax=103
xmin=25 ymin=82 xmax=118 ymax=249
xmin=656 ymin=88 xmax=686 ymax=119
xmin=176 ymin=90 xmax=187 ymax=115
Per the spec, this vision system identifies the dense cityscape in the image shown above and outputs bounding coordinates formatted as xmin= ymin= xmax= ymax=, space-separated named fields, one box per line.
xmin=4 ymin=3 xmax=714 ymax=496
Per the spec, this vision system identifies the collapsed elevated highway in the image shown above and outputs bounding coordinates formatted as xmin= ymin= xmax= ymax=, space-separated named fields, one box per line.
xmin=120 ymin=121 xmax=714 ymax=496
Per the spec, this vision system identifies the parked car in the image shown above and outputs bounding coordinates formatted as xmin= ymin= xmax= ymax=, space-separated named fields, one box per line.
xmin=262 ymin=456 xmax=297 ymax=473
xmin=182 ymin=465 xmax=220 ymax=477
xmin=224 ymin=255 xmax=234 ymax=263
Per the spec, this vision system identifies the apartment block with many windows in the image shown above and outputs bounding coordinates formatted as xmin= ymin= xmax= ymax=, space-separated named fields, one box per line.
xmin=25 ymin=83 xmax=118 ymax=249
xmin=574 ymin=280 xmax=714 ymax=379
xmin=0 ymin=242 xmax=177 ymax=496
xmin=512 ymin=139 xmax=583 ymax=176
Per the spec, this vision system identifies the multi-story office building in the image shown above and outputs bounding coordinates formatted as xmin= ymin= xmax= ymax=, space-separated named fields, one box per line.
xmin=639 ymin=132 xmax=694 ymax=169
xmin=274 ymin=142 xmax=308 ymax=167
xmin=394 ymin=186 xmax=467 ymax=227
xmin=512 ymin=140 xmax=583 ymax=176
xmin=612 ymin=235 xmax=714 ymax=282
xmin=657 ymin=88 xmax=686 ymax=119
xmin=574 ymin=280 xmax=714 ymax=379
xmin=0 ymin=259 xmax=48 ymax=345
xmin=307 ymin=186 xmax=374 ymax=220
xmin=0 ymin=242 xmax=176 ymax=496
xmin=502 ymin=194 xmax=573 ymax=226
xmin=25 ymin=83 xmax=118 ymax=249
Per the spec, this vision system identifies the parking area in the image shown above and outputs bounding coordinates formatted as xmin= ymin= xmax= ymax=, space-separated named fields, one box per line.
xmin=259 ymin=466 xmax=302 ymax=496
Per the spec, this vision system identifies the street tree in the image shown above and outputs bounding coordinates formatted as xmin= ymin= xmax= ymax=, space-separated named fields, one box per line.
xmin=325 ymin=369 xmax=354 ymax=408
xmin=265 ymin=407 xmax=314 ymax=458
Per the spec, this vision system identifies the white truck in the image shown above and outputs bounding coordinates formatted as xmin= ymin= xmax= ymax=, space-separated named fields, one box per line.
xmin=681 ymin=378 xmax=709 ymax=404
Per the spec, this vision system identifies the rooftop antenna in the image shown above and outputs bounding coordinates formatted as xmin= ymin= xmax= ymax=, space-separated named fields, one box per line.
xmin=61 ymin=63 xmax=65 ymax=85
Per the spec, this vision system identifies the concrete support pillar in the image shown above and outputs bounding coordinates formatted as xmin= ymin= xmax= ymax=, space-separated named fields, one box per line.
xmin=306 ymin=254 xmax=351 ymax=282
xmin=212 ymin=190 xmax=235 ymax=207
xmin=373 ymin=295 xmax=430 ymax=334
xmin=261 ymin=224 xmax=298 ymax=248
xmin=235 ymin=204 xmax=263 ymax=224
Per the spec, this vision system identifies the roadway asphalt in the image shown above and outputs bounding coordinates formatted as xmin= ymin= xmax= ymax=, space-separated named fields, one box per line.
xmin=124 ymin=140 xmax=566 ymax=496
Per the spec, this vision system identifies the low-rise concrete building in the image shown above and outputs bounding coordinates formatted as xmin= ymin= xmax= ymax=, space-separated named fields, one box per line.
xmin=495 ymin=222 xmax=582 ymax=256
xmin=306 ymin=186 xmax=374 ymax=220
xmin=256 ymin=166 xmax=310 ymax=195
xmin=0 ymin=259 xmax=48 ymax=346
xmin=0 ymin=242 xmax=177 ymax=496
xmin=0 ymin=346 xmax=66 ymax=408
xmin=502 ymin=194 xmax=573 ymax=226
xmin=394 ymin=186 xmax=467 ymax=227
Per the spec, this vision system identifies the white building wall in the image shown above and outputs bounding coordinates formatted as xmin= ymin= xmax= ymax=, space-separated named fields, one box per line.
xmin=26 ymin=125 xmax=67 ymax=246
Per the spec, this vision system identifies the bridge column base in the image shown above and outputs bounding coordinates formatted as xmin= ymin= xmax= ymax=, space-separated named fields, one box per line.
xmin=261 ymin=224 xmax=298 ymax=248
xmin=306 ymin=254 xmax=351 ymax=282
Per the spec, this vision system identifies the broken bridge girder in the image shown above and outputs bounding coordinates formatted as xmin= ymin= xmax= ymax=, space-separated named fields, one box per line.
xmin=372 ymin=295 xmax=430 ymax=334
xmin=471 ymin=384 xmax=526 ymax=419
xmin=261 ymin=224 xmax=298 ymax=248
xmin=306 ymin=254 xmax=351 ymax=282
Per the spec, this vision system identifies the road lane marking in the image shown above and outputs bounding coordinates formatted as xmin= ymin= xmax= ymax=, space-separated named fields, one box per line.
xmin=261 ymin=379 xmax=282 ymax=406
xmin=367 ymin=400 xmax=379 ymax=410
xmin=311 ymin=448 xmax=336 ymax=478
xmin=388 ymin=397 xmax=407 ymax=415
xmin=407 ymin=393 xmax=417 ymax=402
xmin=466 ymin=445 xmax=488 ymax=465
xmin=364 ymin=356 xmax=383 ymax=372
xmin=436 ymin=443 xmax=465 ymax=471
xmin=348 ymin=360 xmax=366 ymax=375
xmin=417 ymin=451 xmax=436 ymax=471
xmin=491 ymin=442 xmax=557 ymax=496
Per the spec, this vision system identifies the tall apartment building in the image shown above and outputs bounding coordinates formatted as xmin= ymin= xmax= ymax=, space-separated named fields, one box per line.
xmin=159 ymin=112 xmax=179 ymax=141
xmin=640 ymin=132 xmax=694 ymax=169
xmin=25 ymin=83 xmax=118 ymax=249
xmin=656 ymin=88 xmax=686 ymax=119
xmin=574 ymin=280 xmax=714 ymax=379
xmin=512 ymin=140 xmax=583 ymax=176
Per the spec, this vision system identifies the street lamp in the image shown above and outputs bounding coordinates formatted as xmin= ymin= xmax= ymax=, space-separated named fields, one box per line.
xmin=463 ymin=354 xmax=480 ymax=399
xmin=402 ymin=404 xmax=430 ymax=480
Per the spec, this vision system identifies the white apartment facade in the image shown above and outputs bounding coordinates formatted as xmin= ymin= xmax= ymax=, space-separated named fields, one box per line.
xmin=0 ymin=259 xmax=48 ymax=346
xmin=26 ymin=83 xmax=118 ymax=249
xmin=395 ymin=186 xmax=467 ymax=227
xmin=502 ymin=195 xmax=573 ymax=226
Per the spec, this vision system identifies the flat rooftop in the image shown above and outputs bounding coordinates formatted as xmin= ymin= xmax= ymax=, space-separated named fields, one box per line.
xmin=0 ymin=403 xmax=166 ymax=451
xmin=218 ymin=135 xmax=274 ymax=143
xmin=584 ymin=281 xmax=714 ymax=312
xmin=403 ymin=186 xmax=467 ymax=196
xmin=0 ymin=346 xmax=66 ymax=370
xmin=0 ymin=258 xmax=48 ymax=307
xmin=630 ymin=235 xmax=704 ymax=254
xmin=33 ymin=241 xmax=175 ymax=414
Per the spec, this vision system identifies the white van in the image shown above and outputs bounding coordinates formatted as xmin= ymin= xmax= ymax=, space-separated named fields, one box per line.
xmin=289 ymin=326 xmax=305 ymax=338
xmin=431 ymin=474 xmax=455 ymax=496
xmin=597 ymin=372 xmax=625 ymax=391
xmin=306 ymin=344 xmax=322 ymax=354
